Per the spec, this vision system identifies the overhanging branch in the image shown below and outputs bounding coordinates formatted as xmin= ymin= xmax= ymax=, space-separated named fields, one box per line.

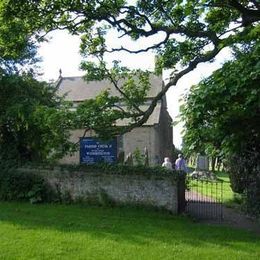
xmin=118 ymin=45 xmax=223 ymax=135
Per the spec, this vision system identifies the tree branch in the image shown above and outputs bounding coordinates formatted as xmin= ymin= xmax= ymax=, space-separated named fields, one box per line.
xmin=98 ymin=59 xmax=144 ymax=114
xmin=118 ymin=44 xmax=223 ymax=135
xmin=108 ymin=33 xmax=170 ymax=54
xmin=228 ymin=0 xmax=260 ymax=25
xmin=251 ymin=0 xmax=260 ymax=9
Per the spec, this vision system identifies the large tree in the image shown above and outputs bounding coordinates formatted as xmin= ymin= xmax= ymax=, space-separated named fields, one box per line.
xmin=0 ymin=0 xmax=38 ymax=74
xmin=0 ymin=73 xmax=75 ymax=162
xmin=180 ymin=42 xmax=260 ymax=214
xmin=0 ymin=3 xmax=74 ymax=163
xmin=2 ymin=0 xmax=259 ymax=136
xmin=181 ymin=42 xmax=260 ymax=158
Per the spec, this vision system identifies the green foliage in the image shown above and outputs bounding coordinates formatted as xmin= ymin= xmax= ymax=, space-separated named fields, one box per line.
xmin=180 ymin=43 xmax=260 ymax=215
xmin=1 ymin=1 xmax=259 ymax=167
xmin=181 ymin=43 xmax=260 ymax=158
xmin=0 ymin=1 xmax=76 ymax=163
xmin=0 ymin=0 xmax=76 ymax=164
xmin=0 ymin=73 xmax=74 ymax=163
xmin=132 ymin=148 xmax=146 ymax=166
xmin=26 ymin=162 xmax=181 ymax=179
xmin=0 ymin=164 xmax=54 ymax=203
xmin=0 ymin=0 xmax=37 ymax=73
xmin=75 ymin=90 xmax=123 ymax=139
xmin=228 ymin=151 xmax=260 ymax=216
xmin=2 ymin=0 xmax=259 ymax=137
xmin=76 ymin=62 xmax=152 ymax=138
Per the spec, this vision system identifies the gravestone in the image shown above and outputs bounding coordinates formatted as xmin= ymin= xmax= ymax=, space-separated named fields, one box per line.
xmin=196 ymin=154 xmax=209 ymax=171
xmin=190 ymin=154 xmax=216 ymax=180
xmin=124 ymin=152 xmax=133 ymax=165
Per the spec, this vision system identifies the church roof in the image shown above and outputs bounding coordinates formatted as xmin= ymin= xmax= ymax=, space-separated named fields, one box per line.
xmin=57 ymin=75 xmax=163 ymax=126
xmin=56 ymin=75 xmax=162 ymax=101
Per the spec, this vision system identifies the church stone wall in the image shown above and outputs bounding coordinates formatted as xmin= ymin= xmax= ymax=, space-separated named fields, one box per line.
xmin=122 ymin=127 xmax=160 ymax=165
xmin=60 ymin=118 xmax=172 ymax=166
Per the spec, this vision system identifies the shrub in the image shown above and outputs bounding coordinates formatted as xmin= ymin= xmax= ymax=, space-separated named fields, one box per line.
xmin=0 ymin=165 xmax=55 ymax=203
xmin=228 ymin=151 xmax=260 ymax=217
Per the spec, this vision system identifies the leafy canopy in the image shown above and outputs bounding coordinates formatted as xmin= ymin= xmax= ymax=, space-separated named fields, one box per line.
xmin=180 ymin=42 xmax=260 ymax=158
xmin=3 ymin=0 xmax=259 ymax=136
xmin=179 ymin=41 xmax=260 ymax=215
xmin=0 ymin=0 xmax=38 ymax=74
xmin=0 ymin=5 xmax=74 ymax=163
xmin=0 ymin=73 xmax=74 ymax=162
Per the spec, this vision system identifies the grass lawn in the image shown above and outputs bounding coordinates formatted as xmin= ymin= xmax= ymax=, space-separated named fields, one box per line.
xmin=216 ymin=171 xmax=242 ymax=204
xmin=0 ymin=202 xmax=259 ymax=259
xmin=188 ymin=171 xmax=241 ymax=204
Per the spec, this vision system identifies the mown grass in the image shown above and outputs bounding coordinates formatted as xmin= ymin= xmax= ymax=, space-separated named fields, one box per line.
xmin=0 ymin=202 xmax=259 ymax=259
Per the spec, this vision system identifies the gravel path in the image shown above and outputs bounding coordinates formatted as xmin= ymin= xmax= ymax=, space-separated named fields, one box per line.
xmin=185 ymin=190 xmax=260 ymax=235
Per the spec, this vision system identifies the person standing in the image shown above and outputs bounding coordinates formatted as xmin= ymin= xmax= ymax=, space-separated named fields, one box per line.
xmin=175 ymin=154 xmax=188 ymax=172
xmin=162 ymin=157 xmax=173 ymax=170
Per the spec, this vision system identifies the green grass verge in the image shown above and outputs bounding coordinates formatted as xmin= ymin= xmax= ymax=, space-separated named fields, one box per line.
xmin=0 ymin=202 xmax=259 ymax=259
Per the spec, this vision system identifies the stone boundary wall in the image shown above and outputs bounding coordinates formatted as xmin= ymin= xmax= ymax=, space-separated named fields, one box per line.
xmin=21 ymin=168 xmax=185 ymax=214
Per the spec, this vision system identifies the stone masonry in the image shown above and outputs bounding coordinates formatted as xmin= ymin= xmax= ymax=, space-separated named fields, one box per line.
xmin=23 ymin=168 xmax=180 ymax=213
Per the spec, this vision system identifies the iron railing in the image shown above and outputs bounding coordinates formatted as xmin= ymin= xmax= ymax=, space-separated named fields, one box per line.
xmin=185 ymin=176 xmax=223 ymax=220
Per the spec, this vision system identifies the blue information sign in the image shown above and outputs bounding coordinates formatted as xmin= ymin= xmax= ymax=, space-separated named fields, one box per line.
xmin=80 ymin=137 xmax=117 ymax=164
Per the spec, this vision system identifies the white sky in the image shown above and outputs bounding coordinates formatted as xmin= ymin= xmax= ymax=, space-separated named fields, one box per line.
xmin=38 ymin=30 xmax=232 ymax=148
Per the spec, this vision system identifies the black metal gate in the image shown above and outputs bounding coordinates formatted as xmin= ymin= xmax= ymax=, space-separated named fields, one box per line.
xmin=185 ymin=176 xmax=223 ymax=220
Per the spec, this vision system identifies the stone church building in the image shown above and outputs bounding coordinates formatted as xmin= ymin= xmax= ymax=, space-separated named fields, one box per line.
xmin=57 ymin=75 xmax=173 ymax=165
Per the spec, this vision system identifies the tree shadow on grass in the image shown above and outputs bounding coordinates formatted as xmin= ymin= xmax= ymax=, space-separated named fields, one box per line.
xmin=0 ymin=202 xmax=259 ymax=256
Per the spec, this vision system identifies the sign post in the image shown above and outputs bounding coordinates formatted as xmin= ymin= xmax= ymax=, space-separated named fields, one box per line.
xmin=80 ymin=137 xmax=117 ymax=164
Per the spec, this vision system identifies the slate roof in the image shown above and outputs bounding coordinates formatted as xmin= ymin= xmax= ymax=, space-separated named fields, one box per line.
xmin=57 ymin=75 xmax=162 ymax=101
xmin=57 ymin=75 xmax=163 ymax=126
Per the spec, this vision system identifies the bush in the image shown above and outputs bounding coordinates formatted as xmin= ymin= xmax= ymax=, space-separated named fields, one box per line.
xmin=228 ymin=156 xmax=248 ymax=194
xmin=228 ymin=151 xmax=260 ymax=217
xmin=244 ymin=175 xmax=260 ymax=217
xmin=0 ymin=165 xmax=55 ymax=203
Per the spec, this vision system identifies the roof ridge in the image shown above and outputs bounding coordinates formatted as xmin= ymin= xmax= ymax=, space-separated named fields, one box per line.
xmin=61 ymin=75 xmax=84 ymax=79
xmin=60 ymin=74 xmax=162 ymax=79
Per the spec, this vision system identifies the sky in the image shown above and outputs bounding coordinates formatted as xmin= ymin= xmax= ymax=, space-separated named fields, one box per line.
xmin=38 ymin=30 xmax=232 ymax=148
